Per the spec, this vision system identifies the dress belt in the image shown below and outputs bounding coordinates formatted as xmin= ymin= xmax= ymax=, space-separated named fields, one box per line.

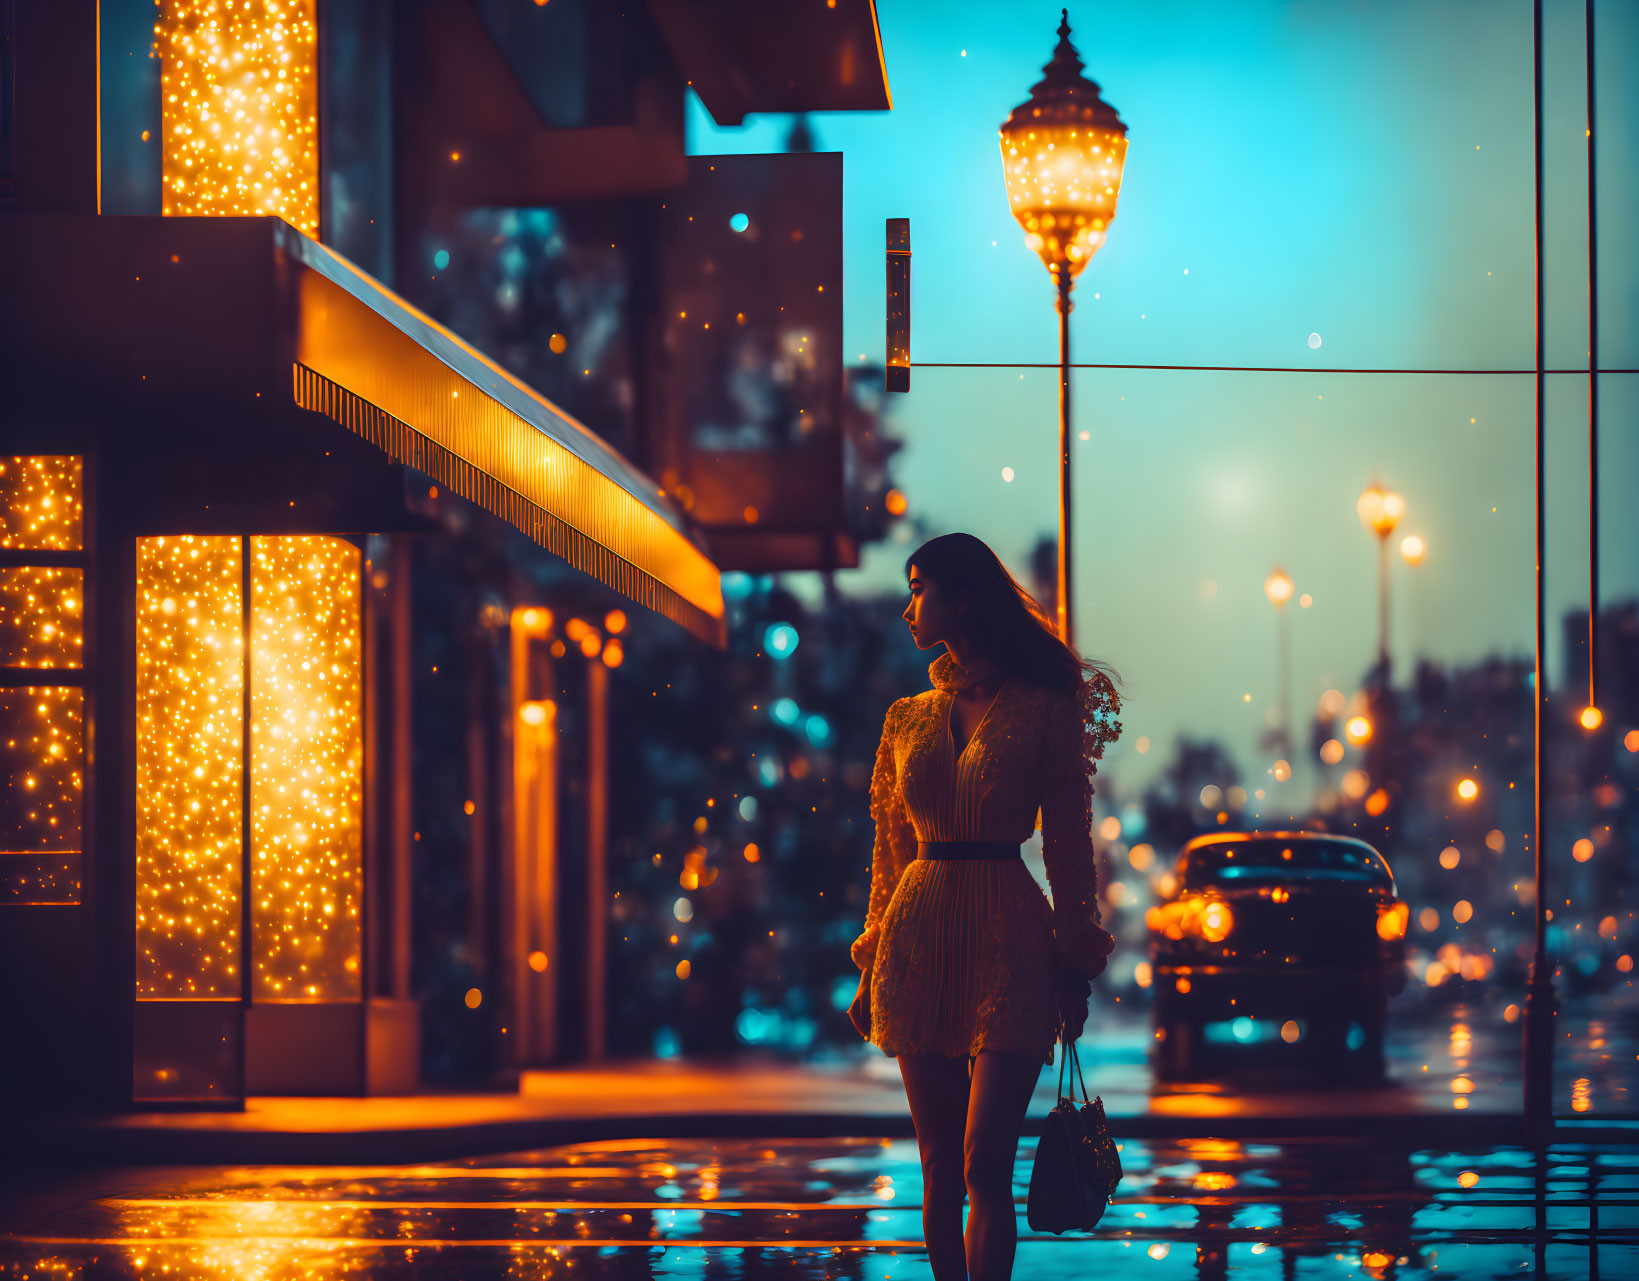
xmin=917 ymin=840 xmax=1022 ymax=861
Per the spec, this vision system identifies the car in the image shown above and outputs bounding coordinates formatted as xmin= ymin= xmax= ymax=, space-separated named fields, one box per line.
xmin=1146 ymin=830 xmax=1408 ymax=1083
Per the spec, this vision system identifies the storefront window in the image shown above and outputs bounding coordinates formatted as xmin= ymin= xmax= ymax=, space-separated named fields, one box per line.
xmin=135 ymin=534 xmax=364 ymax=1000
xmin=156 ymin=0 xmax=319 ymax=236
xmin=135 ymin=535 xmax=245 ymax=997
xmin=250 ymin=536 xmax=363 ymax=1000
xmin=0 ymin=457 xmax=87 ymax=906
xmin=134 ymin=534 xmax=362 ymax=1100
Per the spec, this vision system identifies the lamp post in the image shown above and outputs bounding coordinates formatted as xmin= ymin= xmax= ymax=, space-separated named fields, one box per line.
xmin=1000 ymin=9 xmax=1129 ymax=650
xmin=1264 ymin=566 xmax=1295 ymax=760
xmin=1356 ymin=478 xmax=1405 ymax=677
xmin=1524 ymin=0 xmax=1556 ymax=1150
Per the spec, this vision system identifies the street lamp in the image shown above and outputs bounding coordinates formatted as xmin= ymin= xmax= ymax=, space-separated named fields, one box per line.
xmin=1263 ymin=566 xmax=1295 ymax=759
xmin=1356 ymin=478 xmax=1405 ymax=675
xmin=1000 ymin=8 xmax=1129 ymax=648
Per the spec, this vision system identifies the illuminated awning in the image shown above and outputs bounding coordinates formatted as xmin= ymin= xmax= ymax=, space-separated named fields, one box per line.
xmin=0 ymin=216 xmax=726 ymax=648
xmin=283 ymin=225 xmax=724 ymax=647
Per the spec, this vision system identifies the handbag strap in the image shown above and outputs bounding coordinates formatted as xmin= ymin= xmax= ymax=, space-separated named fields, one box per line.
xmin=1058 ymin=1015 xmax=1093 ymax=1107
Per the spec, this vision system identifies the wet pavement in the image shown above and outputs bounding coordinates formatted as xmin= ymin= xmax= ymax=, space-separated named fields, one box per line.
xmin=29 ymin=998 xmax=1638 ymax=1170
xmin=1003 ymin=994 xmax=1639 ymax=1127
xmin=6 ymin=997 xmax=1637 ymax=1274
xmin=3 ymin=1133 xmax=1637 ymax=1279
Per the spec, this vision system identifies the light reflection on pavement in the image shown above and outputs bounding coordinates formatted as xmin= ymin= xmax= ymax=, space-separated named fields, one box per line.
xmin=3 ymin=1135 xmax=1636 ymax=1278
xmin=845 ymin=998 xmax=1639 ymax=1125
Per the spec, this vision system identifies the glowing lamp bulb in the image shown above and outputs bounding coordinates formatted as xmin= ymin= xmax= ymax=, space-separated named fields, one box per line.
xmin=1579 ymin=706 xmax=1602 ymax=731
xmin=998 ymin=10 xmax=1129 ymax=282
xmin=1456 ymin=778 xmax=1479 ymax=802
xmin=1345 ymin=715 xmax=1372 ymax=744
xmin=1400 ymin=534 xmax=1427 ymax=566
xmin=1356 ymin=482 xmax=1405 ymax=538
xmin=1263 ymin=566 xmax=1294 ymax=607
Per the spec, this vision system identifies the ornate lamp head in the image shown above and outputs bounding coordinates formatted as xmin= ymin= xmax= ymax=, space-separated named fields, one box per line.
xmin=1356 ymin=480 xmax=1406 ymax=539
xmin=999 ymin=9 xmax=1130 ymax=281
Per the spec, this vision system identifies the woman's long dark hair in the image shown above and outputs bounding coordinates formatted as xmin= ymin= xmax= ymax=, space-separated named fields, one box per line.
xmin=905 ymin=532 xmax=1121 ymax=696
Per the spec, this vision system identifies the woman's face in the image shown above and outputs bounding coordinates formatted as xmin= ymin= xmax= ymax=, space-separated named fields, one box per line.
xmin=902 ymin=564 xmax=965 ymax=650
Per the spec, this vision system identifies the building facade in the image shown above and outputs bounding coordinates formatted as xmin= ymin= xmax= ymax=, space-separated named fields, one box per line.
xmin=0 ymin=0 xmax=888 ymax=1108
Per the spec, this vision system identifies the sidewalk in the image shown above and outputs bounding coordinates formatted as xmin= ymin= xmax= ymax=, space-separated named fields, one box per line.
xmin=9 ymin=1005 xmax=1564 ymax=1165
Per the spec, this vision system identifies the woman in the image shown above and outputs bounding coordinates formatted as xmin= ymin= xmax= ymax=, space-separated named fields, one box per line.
xmin=848 ymin=532 xmax=1122 ymax=1281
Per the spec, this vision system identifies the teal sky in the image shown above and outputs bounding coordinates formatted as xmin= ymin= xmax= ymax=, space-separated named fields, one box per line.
xmin=687 ymin=0 xmax=1638 ymax=798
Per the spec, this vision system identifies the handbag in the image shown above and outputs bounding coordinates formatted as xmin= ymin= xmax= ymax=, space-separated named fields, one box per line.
xmin=1026 ymin=1018 xmax=1123 ymax=1233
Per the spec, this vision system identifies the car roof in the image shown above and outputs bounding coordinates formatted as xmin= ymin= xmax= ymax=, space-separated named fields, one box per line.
xmin=1179 ymin=829 xmax=1383 ymax=857
xmin=1176 ymin=830 xmax=1394 ymax=891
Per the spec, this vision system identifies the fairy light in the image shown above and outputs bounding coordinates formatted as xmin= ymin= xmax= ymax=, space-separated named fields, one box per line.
xmin=0 ymin=456 xmax=83 ymax=549
xmin=0 ymin=689 xmax=83 ymax=903
xmin=136 ymin=536 xmax=245 ymax=997
xmin=156 ymin=0 xmax=319 ymax=236
xmin=0 ymin=568 xmax=84 ymax=667
xmin=250 ymin=536 xmax=362 ymax=1000
xmin=1 ymin=458 xmax=86 ymax=905
xmin=135 ymin=534 xmax=362 ymax=1001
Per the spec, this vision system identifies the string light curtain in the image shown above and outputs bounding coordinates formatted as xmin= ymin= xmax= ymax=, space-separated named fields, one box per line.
xmin=135 ymin=536 xmax=246 ymax=997
xmin=250 ymin=536 xmax=363 ymax=1000
xmin=156 ymin=0 xmax=320 ymax=236
xmin=0 ymin=457 xmax=82 ymax=551
xmin=135 ymin=534 xmax=362 ymax=1003
xmin=0 ymin=457 xmax=87 ymax=906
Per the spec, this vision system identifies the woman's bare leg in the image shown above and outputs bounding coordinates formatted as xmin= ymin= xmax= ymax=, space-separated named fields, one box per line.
xmin=898 ymin=1052 xmax=973 ymax=1280
xmin=963 ymin=1049 xmax=1042 ymax=1281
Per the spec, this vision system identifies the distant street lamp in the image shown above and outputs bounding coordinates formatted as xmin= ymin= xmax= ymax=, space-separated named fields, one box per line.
xmin=1399 ymin=534 xmax=1427 ymax=659
xmin=1000 ymin=8 xmax=1129 ymax=649
xmin=1263 ymin=566 xmax=1295 ymax=759
xmin=1356 ymin=478 xmax=1405 ymax=675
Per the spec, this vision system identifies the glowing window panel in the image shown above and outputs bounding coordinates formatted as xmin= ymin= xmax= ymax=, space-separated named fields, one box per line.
xmin=136 ymin=536 xmax=245 ymax=998
xmin=0 ymin=567 xmax=84 ymax=667
xmin=0 ymin=689 xmax=84 ymax=904
xmin=250 ymin=536 xmax=362 ymax=1000
xmin=0 ymin=456 xmax=83 ymax=550
xmin=157 ymin=0 xmax=319 ymax=236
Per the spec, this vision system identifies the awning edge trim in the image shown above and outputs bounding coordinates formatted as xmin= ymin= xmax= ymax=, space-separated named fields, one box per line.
xmin=294 ymin=365 xmax=727 ymax=649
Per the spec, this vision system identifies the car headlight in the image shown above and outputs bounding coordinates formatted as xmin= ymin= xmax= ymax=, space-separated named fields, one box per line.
xmin=1200 ymin=901 xmax=1233 ymax=943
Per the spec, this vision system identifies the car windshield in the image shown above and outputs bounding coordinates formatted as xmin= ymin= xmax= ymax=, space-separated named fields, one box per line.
xmin=1184 ymin=838 xmax=1390 ymax=888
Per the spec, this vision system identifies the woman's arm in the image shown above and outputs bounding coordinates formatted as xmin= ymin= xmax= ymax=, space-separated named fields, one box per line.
xmin=1039 ymin=675 xmax=1123 ymax=980
xmin=851 ymin=698 xmax=915 ymax=973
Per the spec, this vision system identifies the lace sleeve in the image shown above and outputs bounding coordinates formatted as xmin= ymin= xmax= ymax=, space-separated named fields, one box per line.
xmin=851 ymin=697 xmax=914 ymax=973
xmin=1038 ymin=673 xmax=1123 ymax=979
